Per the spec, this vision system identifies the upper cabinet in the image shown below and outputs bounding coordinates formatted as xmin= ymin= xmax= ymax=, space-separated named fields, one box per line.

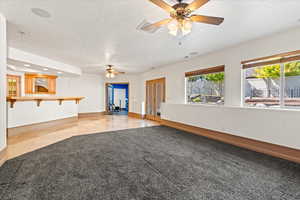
xmin=7 ymin=75 xmax=21 ymax=97
xmin=25 ymin=74 xmax=57 ymax=95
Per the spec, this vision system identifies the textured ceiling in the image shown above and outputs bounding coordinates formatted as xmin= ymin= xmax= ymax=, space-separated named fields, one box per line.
xmin=1 ymin=0 xmax=300 ymax=74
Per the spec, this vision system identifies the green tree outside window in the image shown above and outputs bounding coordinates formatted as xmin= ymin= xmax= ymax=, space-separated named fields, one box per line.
xmin=253 ymin=61 xmax=300 ymax=97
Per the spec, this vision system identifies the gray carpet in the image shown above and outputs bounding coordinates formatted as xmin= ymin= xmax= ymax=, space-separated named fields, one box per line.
xmin=1 ymin=126 xmax=300 ymax=200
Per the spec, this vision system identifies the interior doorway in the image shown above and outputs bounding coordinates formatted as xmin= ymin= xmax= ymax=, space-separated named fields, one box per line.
xmin=145 ymin=78 xmax=166 ymax=121
xmin=105 ymin=83 xmax=129 ymax=115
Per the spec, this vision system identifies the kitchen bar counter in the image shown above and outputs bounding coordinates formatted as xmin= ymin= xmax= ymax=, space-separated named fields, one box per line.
xmin=7 ymin=96 xmax=84 ymax=129
xmin=7 ymin=96 xmax=84 ymax=108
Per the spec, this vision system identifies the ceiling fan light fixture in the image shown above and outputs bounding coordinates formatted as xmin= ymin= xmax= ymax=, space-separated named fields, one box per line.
xmin=143 ymin=0 xmax=224 ymax=37
xmin=181 ymin=28 xmax=191 ymax=36
xmin=106 ymin=72 xmax=115 ymax=78
xmin=180 ymin=19 xmax=192 ymax=36
xmin=167 ymin=19 xmax=179 ymax=36
xmin=169 ymin=28 xmax=178 ymax=36
xmin=167 ymin=18 xmax=192 ymax=36
xmin=183 ymin=18 xmax=192 ymax=30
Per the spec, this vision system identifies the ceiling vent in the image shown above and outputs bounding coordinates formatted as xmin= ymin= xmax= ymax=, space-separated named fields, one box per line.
xmin=31 ymin=8 xmax=51 ymax=18
xmin=137 ymin=20 xmax=160 ymax=33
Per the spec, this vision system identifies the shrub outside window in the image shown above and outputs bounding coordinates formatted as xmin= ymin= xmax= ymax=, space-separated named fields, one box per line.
xmin=284 ymin=61 xmax=300 ymax=107
xmin=244 ymin=64 xmax=281 ymax=107
xmin=243 ymin=53 xmax=300 ymax=108
xmin=186 ymin=66 xmax=225 ymax=104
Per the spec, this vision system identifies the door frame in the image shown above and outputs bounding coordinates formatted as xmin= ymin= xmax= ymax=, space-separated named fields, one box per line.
xmin=145 ymin=77 xmax=166 ymax=121
xmin=105 ymin=82 xmax=129 ymax=114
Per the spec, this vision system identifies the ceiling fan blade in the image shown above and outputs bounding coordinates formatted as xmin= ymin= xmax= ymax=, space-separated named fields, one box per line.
xmin=148 ymin=0 xmax=174 ymax=13
xmin=190 ymin=15 xmax=224 ymax=25
xmin=113 ymin=71 xmax=125 ymax=75
xmin=186 ymin=0 xmax=210 ymax=12
xmin=141 ymin=18 xmax=172 ymax=31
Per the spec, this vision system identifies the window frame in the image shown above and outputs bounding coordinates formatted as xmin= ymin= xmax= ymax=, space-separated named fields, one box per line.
xmin=25 ymin=73 xmax=57 ymax=95
xmin=185 ymin=65 xmax=225 ymax=105
xmin=242 ymin=50 xmax=300 ymax=109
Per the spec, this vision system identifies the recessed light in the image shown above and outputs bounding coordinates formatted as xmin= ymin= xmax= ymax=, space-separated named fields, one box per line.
xmin=24 ymin=64 xmax=31 ymax=67
xmin=57 ymin=71 xmax=63 ymax=74
xmin=31 ymin=8 xmax=51 ymax=18
xmin=43 ymin=68 xmax=48 ymax=71
xmin=8 ymin=65 xmax=17 ymax=71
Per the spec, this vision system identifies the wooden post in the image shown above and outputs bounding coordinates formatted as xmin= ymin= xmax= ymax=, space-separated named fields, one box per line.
xmin=36 ymin=99 xmax=42 ymax=107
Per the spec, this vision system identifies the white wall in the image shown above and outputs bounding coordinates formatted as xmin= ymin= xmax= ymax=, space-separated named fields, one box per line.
xmin=6 ymin=72 xmax=104 ymax=128
xmin=57 ymin=73 xmax=105 ymax=113
xmin=139 ymin=27 xmax=300 ymax=150
xmin=8 ymin=101 xmax=78 ymax=128
xmin=6 ymin=70 xmax=105 ymax=114
xmin=141 ymin=27 xmax=300 ymax=107
xmin=0 ymin=14 xmax=7 ymax=151
xmin=161 ymin=104 xmax=300 ymax=150
xmin=8 ymin=48 xmax=82 ymax=76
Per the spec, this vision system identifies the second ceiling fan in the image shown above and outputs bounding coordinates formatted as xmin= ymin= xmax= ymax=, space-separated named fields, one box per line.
xmin=142 ymin=0 xmax=224 ymax=36
xmin=105 ymin=65 xmax=125 ymax=78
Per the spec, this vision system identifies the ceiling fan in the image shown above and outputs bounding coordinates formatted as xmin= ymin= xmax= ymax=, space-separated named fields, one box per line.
xmin=142 ymin=0 xmax=224 ymax=36
xmin=105 ymin=65 xmax=125 ymax=78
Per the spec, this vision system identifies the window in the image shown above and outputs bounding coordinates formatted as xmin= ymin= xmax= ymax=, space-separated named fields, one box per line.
xmin=244 ymin=65 xmax=281 ymax=107
xmin=7 ymin=75 xmax=21 ymax=97
xmin=185 ymin=65 xmax=225 ymax=104
xmin=35 ymin=78 xmax=49 ymax=93
xmin=25 ymin=74 xmax=57 ymax=95
xmin=284 ymin=60 xmax=300 ymax=108
xmin=243 ymin=50 xmax=300 ymax=108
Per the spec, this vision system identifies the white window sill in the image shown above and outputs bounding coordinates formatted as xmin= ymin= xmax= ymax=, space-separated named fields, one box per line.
xmin=164 ymin=102 xmax=300 ymax=112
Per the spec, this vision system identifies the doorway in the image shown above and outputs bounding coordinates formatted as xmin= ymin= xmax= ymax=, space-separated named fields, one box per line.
xmin=105 ymin=83 xmax=129 ymax=115
xmin=145 ymin=78 xmax=166 ymax=121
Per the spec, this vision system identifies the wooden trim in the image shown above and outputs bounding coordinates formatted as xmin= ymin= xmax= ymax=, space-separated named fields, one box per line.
xmin=6 ymin=96 xmax=84 ymax=108
xmin=25 ymin=75 xmax=34 ymax=94
xmin=161 ymin=119 xmax=300 ymax=164
xmin=243 ymin=58 xmax=281 ymax=69
xmin=145 ymin=114 xmax=162 ymax=122
xmin=0 ymin=147 xmax=7 ymax=167
xmin=145 ymin=77 xmax=166 ymax=121
xmin=281 ymin=55 xmax=300 ymax=63
xmin=243 ymin=55 xmax=300 ymax=69
xmin=25 ymin=74 xmax=58 ymax=79
xmin=25 ymin=73 xmax=57 ymax=95
xmin=128 ymin=112 xmax=144 ymax=119
xmin=241 ymin=50 xmax=300 ymax=64
xmin=105 ymin=83 xmax=109 ymax=112
xmin=145 ymin=77 xmax=166 ymax=83
xmin=7 ymin=74 xmax=21 ymax=78
xmin=78 ymin=112 xmax=105 ymax=118
xmin=7 ymin=74 xmax=21 ymax=97
xmin=185 ymin=65 xmax=225 ymax=77
xmin=7 ymin=116 xmax=78 ymax=137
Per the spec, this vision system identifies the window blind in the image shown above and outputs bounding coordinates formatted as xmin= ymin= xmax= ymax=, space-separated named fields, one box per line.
xmin=185 ymin=65 xmax=225 ymax=77
xmin=242 ymin=50 xmax=300 ymax=69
